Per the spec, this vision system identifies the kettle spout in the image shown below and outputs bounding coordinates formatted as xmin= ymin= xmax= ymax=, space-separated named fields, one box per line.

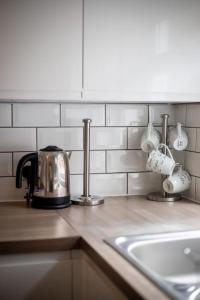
xmin=66 ymin=151 xmax=72 ymax=159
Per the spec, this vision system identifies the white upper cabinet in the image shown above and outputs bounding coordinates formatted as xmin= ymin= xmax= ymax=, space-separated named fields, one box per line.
xmin=1 ymin=0 xmax=200 ymax=103
xmin=0 ymin=0 xmax=82 ymax=101
xmin=84 ymin=0 xmax=200 ymax=102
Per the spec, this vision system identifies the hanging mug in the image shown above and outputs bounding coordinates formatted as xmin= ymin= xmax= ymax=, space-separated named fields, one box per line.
xmin=169 ymin=123 xmax=188 ymax=151
xmin=146 ymin=144 xmax=176 ymax=175
xmin=163 ymin=164 xmax=191 ymax=194
xmin=141 ymin=123 xmax=161 ymax=153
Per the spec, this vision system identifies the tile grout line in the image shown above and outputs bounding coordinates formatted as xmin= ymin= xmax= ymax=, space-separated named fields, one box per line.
xmin=184 ymin=150 xmax=200 ymax=154
xmin=195 ymin=127 xmax=197 ymax=152
xmin=5 ymin=125 xmax=152 ymax=129
xmin=188 ymin=174 xmax=200 ymax=180
xmin=147 ymin=104 xmax=150 ymax=123
xmin=126 ymin=173 xmax=128 ymax=195
xmin=105 ymin=150 xmax=107 ymax=173
xmin=36 ymin=128 xmax=38 ymax=151
xmin=126 ymin=127 xmax=128 ymax=149
xmin=12 ymin=152 xmax=14 ymax=177
xmin=105 ymin=104 xmax=107 ymax=126
xmin=195 ymin=176 xmax=197 ymax=202
xmin=1 ymin=101 xmax=198 ymax=105
xmin=11 ymin=103 xmax=13 ymax=127
xmin=59 ymin=104 xmax=62 ymax=127
xmin=69 ymin=171 xmax=152 ymax=176
xmin=0 ymin=148 xmax=143 ymax=153
xmin=185 ymin=103 xmax=188 ymax=127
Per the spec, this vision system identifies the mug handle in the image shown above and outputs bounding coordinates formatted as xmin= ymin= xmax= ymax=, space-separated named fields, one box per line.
xmin=147 ymin=122 xmax=153 ymax=138
xmin=174 ymin=162 xmax=183 ymax=172
xmin=177 ymin=122 xmax=182 ymax=137
xmin=157 ymin=143 xmax=174 ymax=160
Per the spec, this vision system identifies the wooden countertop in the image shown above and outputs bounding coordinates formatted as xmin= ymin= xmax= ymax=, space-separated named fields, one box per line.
xmin=1 ymin=196 xmax=200 ymax=300
xmin=0 ymin=202 xmax=80 ymax=253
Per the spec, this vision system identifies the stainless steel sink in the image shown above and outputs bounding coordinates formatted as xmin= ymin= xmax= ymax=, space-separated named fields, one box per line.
xmin=105 ymin=230 xmax=200 ymax=300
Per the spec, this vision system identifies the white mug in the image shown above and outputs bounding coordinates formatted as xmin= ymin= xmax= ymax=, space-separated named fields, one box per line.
xmin=141 ymin=123 xmax=161 ymax=153
xmin=169 ymin=123 xmax=188 ymax=151
xmin=146 ymin=144 xmax=176 ymax=175
xmin=163 ymin=164 xmax=191 ymax=194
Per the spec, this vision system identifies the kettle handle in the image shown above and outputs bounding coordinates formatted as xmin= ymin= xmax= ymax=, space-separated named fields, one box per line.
xmin=16 ymin=153 xmax=38 ymax=189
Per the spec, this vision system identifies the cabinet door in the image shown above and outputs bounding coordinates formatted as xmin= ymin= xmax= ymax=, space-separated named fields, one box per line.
xmin=0 ymin=0 xmax=82 ymax=101
xmin=72 ymin=250 xmax=128 ymax=300
xmin=0 ymin=251 xmax=72 ymax=300
xmin=84 ymin=0 xmax=200 ymax=102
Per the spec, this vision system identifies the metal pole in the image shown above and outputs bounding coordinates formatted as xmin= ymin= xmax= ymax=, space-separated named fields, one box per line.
xmin=161 ymin=114 xmax=169 ymax=153
xmin=82 ymin=119 xmax=91 ymax=198
xmin=71 ymin=118 xmax=104 ymax=206
xmin=161 ymin=114 xmax=169 ymax=198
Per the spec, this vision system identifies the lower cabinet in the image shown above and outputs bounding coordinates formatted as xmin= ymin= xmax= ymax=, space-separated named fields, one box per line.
xmin=0 ymin=251 xmax=72 ymax=300
xmin=0 ymin=250 xmax=128 ymax=300
xmin=72 ymin=250 xmax=128 ymax=300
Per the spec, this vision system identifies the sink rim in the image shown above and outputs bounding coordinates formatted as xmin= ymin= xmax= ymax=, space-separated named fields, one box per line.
xmin=104 ymin=229 xmax=200 ymax=300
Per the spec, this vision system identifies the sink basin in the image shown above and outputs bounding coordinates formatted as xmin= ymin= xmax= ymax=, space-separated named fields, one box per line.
xmin=105 ymin=230 xmax=200 ymax=300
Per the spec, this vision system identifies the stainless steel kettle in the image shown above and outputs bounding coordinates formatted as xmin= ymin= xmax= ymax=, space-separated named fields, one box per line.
xmin=16 ymin=146 xmax=71 ymax=209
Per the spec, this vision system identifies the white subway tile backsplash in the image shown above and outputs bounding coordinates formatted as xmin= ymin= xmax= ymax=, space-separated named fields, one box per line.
xmin=70 ymin=151 xmax=83 ymax=174
xmin=1 ymin=101 xmax=199 ymax=201
xmin=172 ymin=150 xmax=185 ymax=166
xmin=128 ymin=127 xmax=144 ymax=149
xmin=38 ymin=128 xmax=83 ymax=150
xmin=0 ymin=153 xmax=12 ymax=176
xmin=70 ymin=175 xmax=83 ymax=195
xmin=182 ymin=103 xmax=200 ymax=203
xmin=71 ymin=173 xmax=127 ymax=196
xmin=128 ymin=172 xmax=162 ymax=195
xmin=195 ymin=177 xmax=200 ymax=204
xmin=107 ymin=150 xmax=147 ymax=173
xmin=186 ymin=128 xmax=196 ymax=151
xmin=91 ymin=127 xmax=127 ymax=150
xmin=13 ymin=104 xmax=60 ymax=127
xmin=0 ymin=104 xmax=11 ymax=127
xmin=0 ymin=177 xmax=25 ymax=201
xmin=90 ymin=151 xmax=105 ymax=173
xmin=0 ymin=128 xmax=36 ymax=151
xmin=90 ymin=173 xmax=127 ymax=196
xmin=61 ymin=104 xmax=105 ymax=126
xmin=185 ymin=151 xmax=200 ymax=177
xmin=186 ymin=104 xmax=200 ymax=127
xmin=70 ymin=151 xmax=105 ymax=174
xmin=184 ymin=176 xmax=196 ymax=201
xmin=106 ymin=104 xmax=148 ymax=126
xmin=196 ymin=128 xmax=200 ymax=152
xmin=149 ymin=104 xmax=175 ymax=125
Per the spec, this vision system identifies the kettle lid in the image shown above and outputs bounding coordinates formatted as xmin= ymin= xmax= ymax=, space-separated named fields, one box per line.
xmin=40 ymin=145 xmax=63 ymax=152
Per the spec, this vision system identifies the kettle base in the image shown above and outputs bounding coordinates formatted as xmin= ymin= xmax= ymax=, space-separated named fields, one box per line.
xmin=31 ymin=195 xmax=71 ymax=209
